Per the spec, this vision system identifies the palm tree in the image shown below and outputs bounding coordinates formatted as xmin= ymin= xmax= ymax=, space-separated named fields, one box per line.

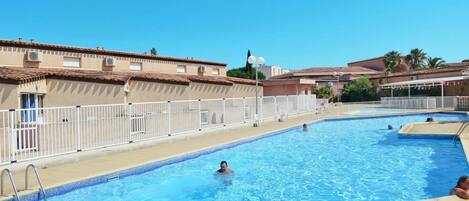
xmin=383 ymin=51 xmax=402 ymax=76
xmin=405 ymin=48 xmax=427 ymax=70
xmin=426 ymin=57 xmax=445 ymax=69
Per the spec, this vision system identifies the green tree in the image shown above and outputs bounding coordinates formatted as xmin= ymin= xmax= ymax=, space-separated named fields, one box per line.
xmin=245 ymin=50 xmax=252 ymax=72
xmin=405 ymin=48 xmax=427 ymax=70
xmin=150 ymin=48 xmax=157 ymax=55
xmin=340 ymin=77 xmax=378 ymax=102
xmin=227 ymin=67 xmax=266 ymax=80
xmin=383 ymin=51 xmax=402 ymax=76
xmin=314 ymin=87 xmax=334 ymax=99
xmin=426 ymin=57 xmax=445 ymax=69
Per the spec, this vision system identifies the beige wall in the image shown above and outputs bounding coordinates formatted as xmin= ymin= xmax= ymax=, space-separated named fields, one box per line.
xmin=0 ymin=80 xmax=261 ymax=109
xmin=229 ymin=83 xmax=260 ymax=98
xmin=188 ymin=82 xmax=260 ymax=99
xmin=188 ymin=82 xmax=232 ymax=99
xmin=0 ymin=84 xmax=18 ymax=110
xmin=45 ymin=79 xmax=126 ymax=107
xmin=264 ymin=84 xmax=312 ymax=96
xmin=127 ymin=80 xmax=189 ymax=103
xmin=0 ymin=46 xmax=226 ymax=76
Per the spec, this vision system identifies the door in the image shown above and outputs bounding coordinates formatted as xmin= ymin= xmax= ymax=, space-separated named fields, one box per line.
xmin=16 ymin=94 xmax=41 ymax=152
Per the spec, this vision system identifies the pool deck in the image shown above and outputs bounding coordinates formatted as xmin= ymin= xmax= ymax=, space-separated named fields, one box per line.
xmin=0 ymin=106 xmax=464 ymax=201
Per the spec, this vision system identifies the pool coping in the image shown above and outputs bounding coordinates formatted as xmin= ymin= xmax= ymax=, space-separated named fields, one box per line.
xmin=5 ymin=111 xmax=469 ymax=201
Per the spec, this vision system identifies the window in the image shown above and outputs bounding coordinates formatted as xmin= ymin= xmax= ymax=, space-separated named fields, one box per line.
xmin=129 ymin=62 xmax=142 ymax=71
xmin=411 ymin=76 xmax=418 ymax=80
xmin=20 ymin=94 xmax=44 ymax=123
xmin=63 ymin=57 xmax=81 ymax=68
xmin=177 ymin=65 xmax=187 ymax=73
xmin=212 ymin=68 xmax=220 ymax=75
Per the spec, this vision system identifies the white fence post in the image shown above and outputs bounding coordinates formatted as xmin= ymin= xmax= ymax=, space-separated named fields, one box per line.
xmin=222 ymin=98 xmax=226 ymax=127
xmin=76 ymin=105 xmax=82 ymax=152
xmin=167 ymin=101 xmax=171 ymax=136
xmin=128 ymin=103 xmax=133 ymax=143
xmin=198 ymin=99 xmax=202 ymax=131
xmin=8 ymin=109 xmax=16 ymax=163
xmin=274 ymin=96 xmax=278 ymax=115
xmin=243 ymin=97 xmax=246 ymax=123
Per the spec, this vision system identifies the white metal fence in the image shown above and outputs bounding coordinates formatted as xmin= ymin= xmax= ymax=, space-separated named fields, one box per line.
xmin=381 ymin=96 xmax=456 ymax=108
xmin=381 ymin=97 xmax=437 ymax=109
xmin=0 ymin=95 xmax=317 ymax=165
xmin=455 ymin=96 xmax=469 ymax=111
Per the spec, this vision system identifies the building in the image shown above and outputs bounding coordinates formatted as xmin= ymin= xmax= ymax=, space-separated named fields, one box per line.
xmin=258 ymin=65 xmax=290 ymax=79
xmin=0 ymin=39 xmax=261 ymax=110
xmin=264 ymin=66 xmax=379 ymax=97
xmin=369 ymin=62 xmax=469 ymax=96
xmin=347 ymin=56 xmax=409 ymax=72
xmin=265 ymin=56 xmax=469 ymax=98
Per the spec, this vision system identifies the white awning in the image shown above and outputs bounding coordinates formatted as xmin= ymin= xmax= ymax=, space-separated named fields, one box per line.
xmin=379 ymin=76 xmax=469 ymax=89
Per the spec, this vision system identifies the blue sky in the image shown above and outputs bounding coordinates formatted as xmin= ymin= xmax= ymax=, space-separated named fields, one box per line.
xmin=1 ymin=0 xmax=468 ymax=70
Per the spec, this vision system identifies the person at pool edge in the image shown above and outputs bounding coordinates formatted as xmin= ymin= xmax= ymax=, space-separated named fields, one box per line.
xmin=450 ymin=176 xmax=469 ymax=199
xmin=216 ymin=161 xmax=233 ymax=175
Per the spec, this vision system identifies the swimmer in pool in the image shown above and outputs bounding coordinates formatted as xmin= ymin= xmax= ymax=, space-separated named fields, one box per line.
xmin=388 ymin=124 xmax=393 ymax=130
xmin=303 ymin=123 xmax=308 ymax=131
xmin=450 ymin=176 xmax=469 ymax=199
xmin=215 ymin=161 xmax=233 ymax=176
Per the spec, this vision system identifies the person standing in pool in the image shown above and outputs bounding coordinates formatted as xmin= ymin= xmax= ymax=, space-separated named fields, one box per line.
xmin=215 ymin=161 xmax=233 ymax=175
xmin=450 ymin=176 xmax=469 ymax=199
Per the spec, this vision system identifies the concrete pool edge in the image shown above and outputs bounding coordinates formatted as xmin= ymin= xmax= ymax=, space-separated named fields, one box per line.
xmin=3 ymin=111 xmax=468 ymax=201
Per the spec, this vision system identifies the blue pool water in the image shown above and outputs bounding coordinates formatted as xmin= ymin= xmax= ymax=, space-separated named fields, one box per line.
xmin=48 ymin=113 xmax=469 ymax=201
xmin=346 ymin=108 xmax=413 ymax=115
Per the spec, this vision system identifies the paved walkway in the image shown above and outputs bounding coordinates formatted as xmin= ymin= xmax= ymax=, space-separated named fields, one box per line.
xmin=0 ymin=105 xmax=459 ymax=201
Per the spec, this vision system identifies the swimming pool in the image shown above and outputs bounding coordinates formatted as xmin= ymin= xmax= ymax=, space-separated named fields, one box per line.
xmin=37 ymin=113 xmax=469 ymax=201
xmin=346 ymin=108 xmax=417 ymax=115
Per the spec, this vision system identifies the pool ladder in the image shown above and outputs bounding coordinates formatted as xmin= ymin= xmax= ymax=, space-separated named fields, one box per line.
xmin=1 ymin=168 xmax=20 ymax=201
xmin=0 ymin=164 xmax=48 ymax=201
xmin=25 ymin=164 xmax=47 ymax=200
xmin=452 ymin=121 xmax=469 ymax=147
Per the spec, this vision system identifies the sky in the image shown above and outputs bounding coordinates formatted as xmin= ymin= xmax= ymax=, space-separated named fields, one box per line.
xmin=1 ymin=0 xmax=469 ymax=70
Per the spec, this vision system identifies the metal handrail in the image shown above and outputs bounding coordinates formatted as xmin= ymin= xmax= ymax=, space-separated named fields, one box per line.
xmin=1 ymin=169 xmax=20 ymax=201
xmin=25 ymin=164 xmax=47 ymax=200
xmin=452 ymin=121 xmax=469 ymax=146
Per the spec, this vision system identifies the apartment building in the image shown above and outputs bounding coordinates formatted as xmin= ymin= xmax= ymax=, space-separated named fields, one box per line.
xmin=0 ymin=39 xmax=261 ymax=110
xmin=258 ymin=65 xmax=290 ymax=79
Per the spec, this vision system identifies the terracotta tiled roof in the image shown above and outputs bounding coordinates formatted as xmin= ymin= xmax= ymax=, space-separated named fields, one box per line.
xmin=185 ymin=75 xmax=233 ymax=85
xmin=0 ymin=67 xmax=48 ymax=84
xmin=295 ymin=66 xmax=379 ymax=73
xmin=0 ymin=67 xmax=258 ymax=86
xmin=347 ymin=56 xmax=385 ymax=65
xmin=270 ymin=66 xmax=379 ymax=79
xmin=225 ymin=76 xmax=259 ymax=85
xmin=0 ymin=39 xmax=226 ymax=66
xmin=368 ymin=65 xmax=469 ymax=79
xmin=127 ymin=71 xmax=190 ymax=85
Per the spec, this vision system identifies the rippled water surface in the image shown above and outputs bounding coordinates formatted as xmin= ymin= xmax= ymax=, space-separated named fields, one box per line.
xmin=49 ymin=113 xmax=469 ymax=201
